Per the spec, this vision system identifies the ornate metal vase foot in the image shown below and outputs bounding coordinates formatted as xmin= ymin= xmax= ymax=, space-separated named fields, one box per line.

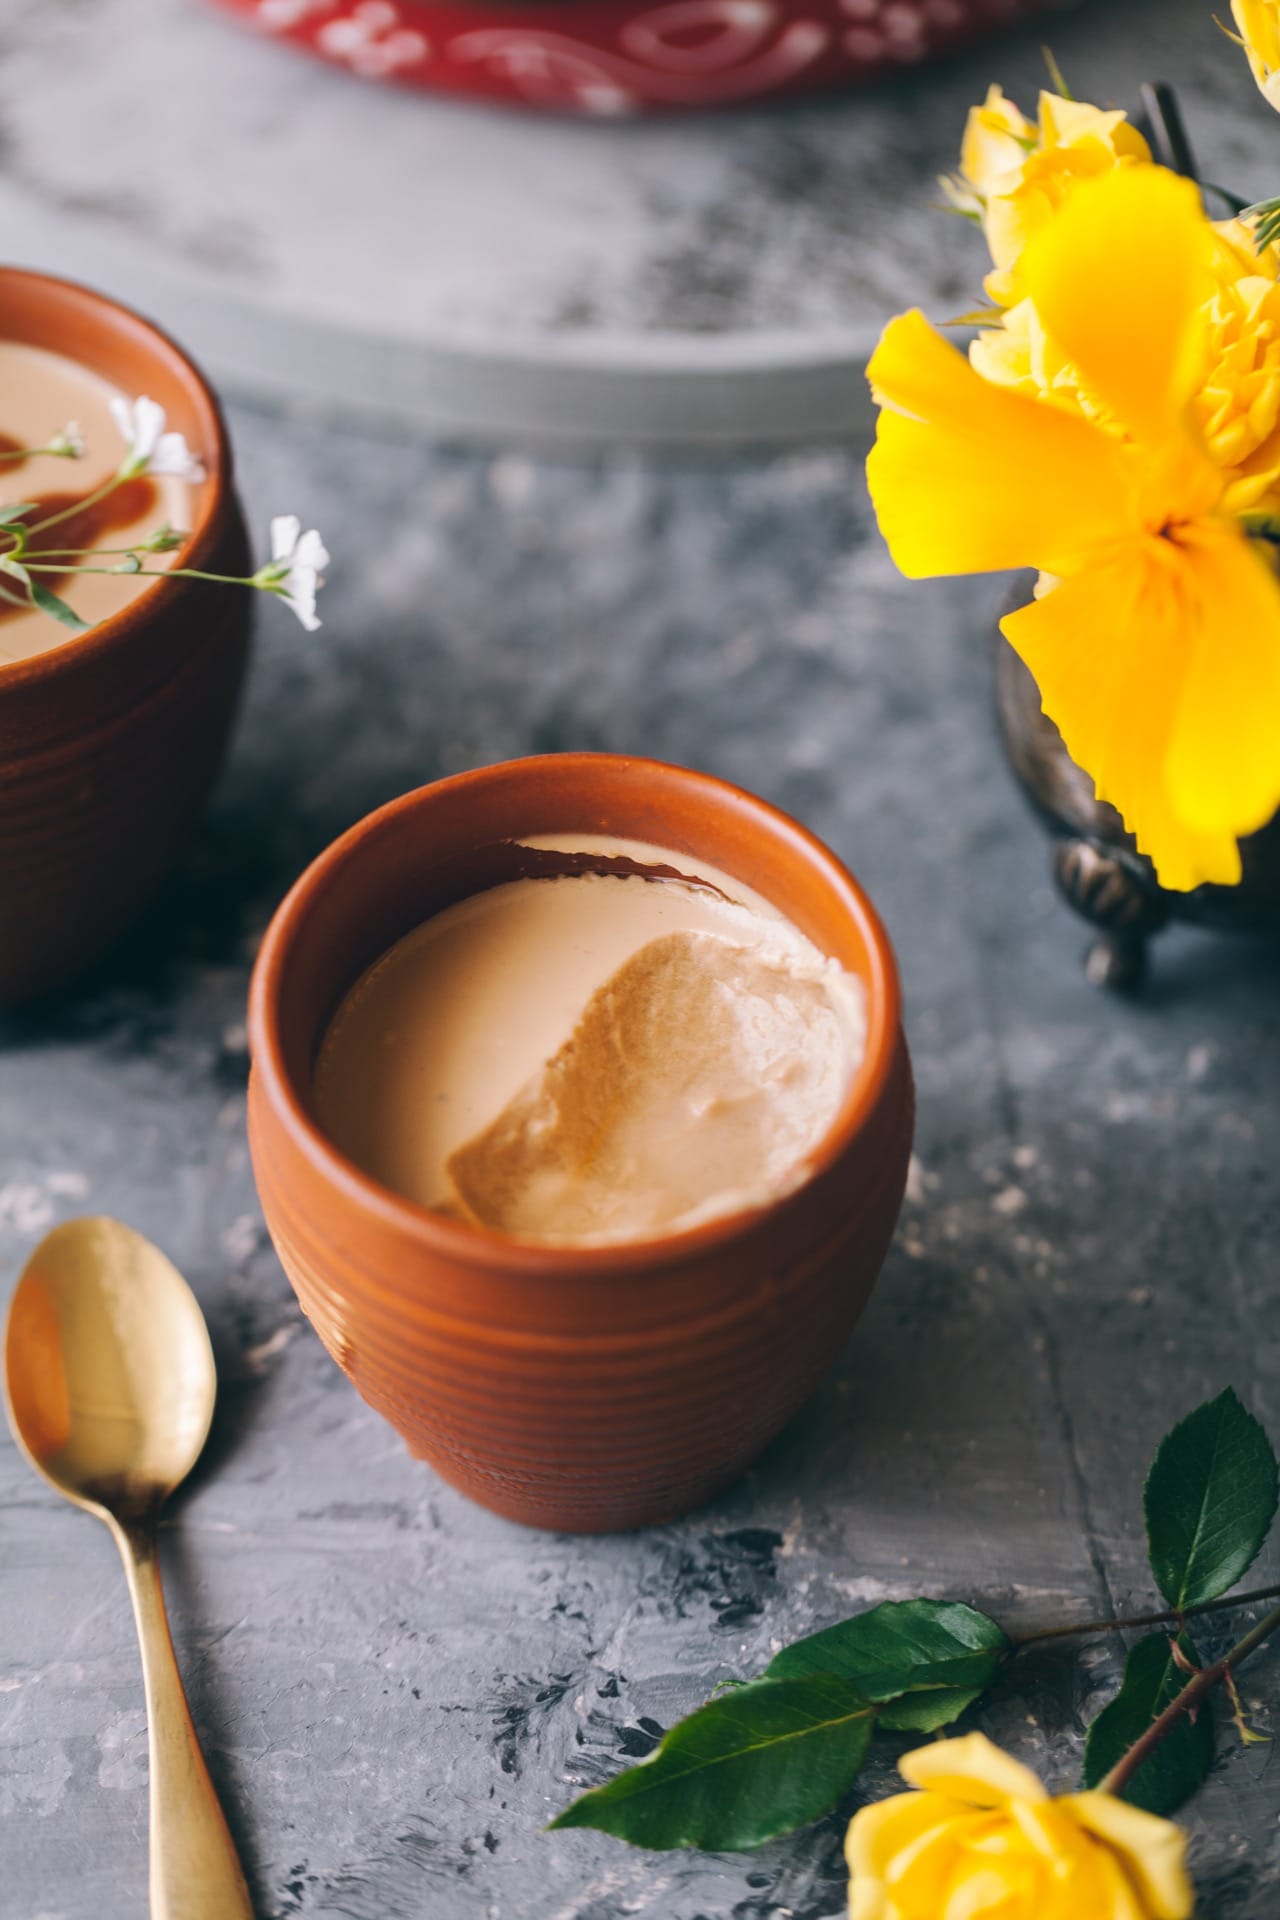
xmin=1051 ymin=840 xmax=1169 ymax=993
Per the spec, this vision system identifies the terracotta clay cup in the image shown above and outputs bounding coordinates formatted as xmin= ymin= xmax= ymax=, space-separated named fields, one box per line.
xmin=0 ymin=270 xmax=252 ymax=1004
xmin=247 ymin=755 xmax=914 ymax=1532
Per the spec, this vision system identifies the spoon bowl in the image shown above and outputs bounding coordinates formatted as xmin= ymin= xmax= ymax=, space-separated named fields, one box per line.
xmin=4 ymin=1216 xmax=253 ymax=1920
xmin=6 ymin=1216 xmax=216 ymax=1518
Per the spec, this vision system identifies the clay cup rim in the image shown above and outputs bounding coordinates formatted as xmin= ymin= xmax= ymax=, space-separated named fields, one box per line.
xmin=0 ymin=267 xmax=233 ymax=688
xmin=248 ymin=753 xmax=903 ymax=1277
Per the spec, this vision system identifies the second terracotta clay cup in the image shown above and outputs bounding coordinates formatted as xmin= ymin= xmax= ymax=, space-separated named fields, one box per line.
xmin=247 ymin=754 xmax=914 ymax=1532
xmin=0 ymin=270 xmax=252 ymax=1004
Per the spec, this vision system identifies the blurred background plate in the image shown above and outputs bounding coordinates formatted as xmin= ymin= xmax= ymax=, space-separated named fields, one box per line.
xmin=205 ymin=0 xmax=1072 ymax=115
xmin=1 ymin=0 xmax=1267 ymax=447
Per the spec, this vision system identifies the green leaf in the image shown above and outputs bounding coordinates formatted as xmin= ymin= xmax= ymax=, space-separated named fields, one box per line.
xmin=1145 ymin=1388 xmax=1278 ymax=1609
xmin=765 ymin=1599 xmax=1009 ymax=1704
xmin=548 ymin=1675 xmax=875 ymax=1851
xmin=29 ymin=582 xmax=90 ymax=633
xmin=0 ymin=500 xmax=35 ymax=525
xmin=1082 ymin=1632 xmax=1213 ymax=1816
xmin=878 ymin=1686 xmax=985 ymax=1733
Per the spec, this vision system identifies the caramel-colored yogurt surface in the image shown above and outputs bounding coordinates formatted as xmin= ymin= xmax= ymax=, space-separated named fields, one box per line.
xmin=0 ymin=341 xmax=196 ymax=664
xmin=313 ymin=835 xmax=866 ymax=1244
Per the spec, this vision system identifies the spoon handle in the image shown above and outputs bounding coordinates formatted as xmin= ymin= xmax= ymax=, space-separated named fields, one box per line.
xmin=114 ymin=1519 xmax=255 ymax=1920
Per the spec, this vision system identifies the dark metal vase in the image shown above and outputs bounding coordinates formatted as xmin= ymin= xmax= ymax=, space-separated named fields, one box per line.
xmin=994 ymin=636 xmax=1280 ymax=989
xmin=992 ymin=84 xmax=1280 ymax=988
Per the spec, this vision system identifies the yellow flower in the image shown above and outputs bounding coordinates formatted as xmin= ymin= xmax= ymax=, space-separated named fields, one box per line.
xmin=971 ymin=219 xmax=1280 ymax=514
xmin=1232 ymin=0 xmax=1280 ymax=110
xmin=867 ymin=163 xmax=1280 ymax=892
xmin=952 ymin=86 xmax=1151 ymax=306
xmin=1199 ymin=220 xmax=1280 ymax=510
xmin=845 ymin=1732 xmax=1194 ymax=1920
xmin=954 ymin=83 xmax=1036 ymax=202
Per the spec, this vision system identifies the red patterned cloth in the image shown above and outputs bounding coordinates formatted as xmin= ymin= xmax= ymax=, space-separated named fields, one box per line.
xmin=208 ymin=0 xmax=1070 ymax=113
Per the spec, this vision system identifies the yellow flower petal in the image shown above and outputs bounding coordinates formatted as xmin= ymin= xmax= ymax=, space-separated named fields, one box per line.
xmin=867 ymin=311 xmax=1132 ymax=579
xmin=971 ymin=211 xmax=1280 ymax=515
xmin=1019 ymin=166 xmax=1214 ymax=447
xmin=1094 ymin=1844 xmax=1170 ymax=1920
xmin=1233 ymin=0 xmax=1280 ymax=107
xmin=889 ymin=1810 xmax=995 ymax=1907
xmin=942 ymin=1859 xmax=1035 ymax=1920
xmin=845 ymin=1789 xmax=959 ymax=1878
xmin=1066 ymin=1792 xmax=1194 ymax=1919
xmin=1001 ymin=562 xmax=1245 ymax=891
xmin=960 ymin=87 xmax=1151 ymax=307
xmin=1037 ymin=91 xmax=1149 ymax=160
xmin=1163 ymin=522 xmax=1280 ymax=841
xmin=849 ymin=1873 xmax=889 ymax=1920
xmin=960 ymin=83 xmax=1033 ymax=196
xmin=899 ymin=1733 xmax=1048 ymax=1808
xmin=1007 ymin=1796 xmax=1091 ymax=1867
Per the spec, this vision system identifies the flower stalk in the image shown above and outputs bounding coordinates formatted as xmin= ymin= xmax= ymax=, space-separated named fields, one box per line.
xmin=1100 ymin=1601 xmax=1280 ymax=1799
xmin=1013 ymin=1581 xmax=1280 ymax=1647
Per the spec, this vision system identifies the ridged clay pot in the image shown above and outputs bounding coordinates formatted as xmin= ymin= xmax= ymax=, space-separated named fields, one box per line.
xmin=0 ymin=270 xmax=252 ymax=1004
xmin=247 ymin=754 xmax=914 ymax=1532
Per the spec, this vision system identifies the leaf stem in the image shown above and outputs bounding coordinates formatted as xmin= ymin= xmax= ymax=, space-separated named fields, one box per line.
xmin=1099 ymin=1601 xmax=1280 ymax=1799
xmin=1013 ymin=1582 xmax=1280 ymax=1647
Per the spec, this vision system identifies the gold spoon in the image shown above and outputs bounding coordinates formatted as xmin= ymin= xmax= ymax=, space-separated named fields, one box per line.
xmin=4 ymin=1216 xmax=253 ymax=1920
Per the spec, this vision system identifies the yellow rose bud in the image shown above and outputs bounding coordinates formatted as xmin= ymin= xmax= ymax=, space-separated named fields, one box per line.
xmin=958 ymin=83 xmax=1035 ymax=201
xmin=1232 ymin=0 xmax=1280 ymax=109
xmin=955 ymin=87 xmax=1152 ymax=306
xmin=845 ymin=1733 xmax=1194 ymax=1920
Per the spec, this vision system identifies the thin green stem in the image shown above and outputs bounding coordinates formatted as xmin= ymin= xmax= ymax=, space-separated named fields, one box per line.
xmin=1099 ymin=1601 xmax=1280 ymax=1799
xmin=8 ymin=543 xmax=166 ymax=559
xmin=21 ymin=562 xmax=252 ymax=587
xmin=0 ymin=444 xmax=80 ymax=464
xmin=1013 ymin=1582 xmax=1280 ymax=1648
xmin=24 ymin=471 xmax=126 ymax=537
xmin=1041 ymin=45 xmax=1072 ymax=100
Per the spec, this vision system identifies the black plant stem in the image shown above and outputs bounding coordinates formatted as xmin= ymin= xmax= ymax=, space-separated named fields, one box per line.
xmin=1138 ymin=82 xmax=1200 ymax=184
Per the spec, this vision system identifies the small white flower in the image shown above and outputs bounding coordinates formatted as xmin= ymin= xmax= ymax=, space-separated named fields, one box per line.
xmin=109 ymin=395 xmax=207 ymax=483
xmin=49 ymin=421 xmax=85 ymax=459
xmin=262 ymin=514 xmax=330 ymax=631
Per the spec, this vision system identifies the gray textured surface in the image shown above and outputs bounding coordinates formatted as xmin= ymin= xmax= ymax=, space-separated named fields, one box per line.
xmin=3 ymin=409 xmax=1280 ymax=1918
xmin=3 ymin=0 xmax=1278 ymax=440
xmin=4 ymin=3 xmax=1280 ymax=1916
